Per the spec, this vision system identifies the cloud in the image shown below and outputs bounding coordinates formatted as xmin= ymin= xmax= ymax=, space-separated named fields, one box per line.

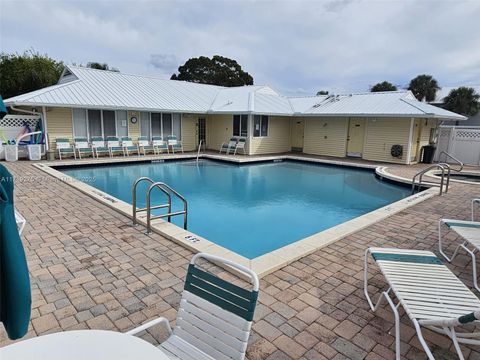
xmin=1 ymin=0 xmax=479 ymax=95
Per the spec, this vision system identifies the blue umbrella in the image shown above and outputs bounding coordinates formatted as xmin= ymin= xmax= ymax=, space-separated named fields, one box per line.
xmin=0 ymin=96 xmax=6 ymax=119
xmin=0 ymin=164 xmax=31 ymax=339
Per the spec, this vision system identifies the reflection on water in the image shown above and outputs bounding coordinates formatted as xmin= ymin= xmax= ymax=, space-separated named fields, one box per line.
xmin=63 ymin=160 xmax=411 ymax=259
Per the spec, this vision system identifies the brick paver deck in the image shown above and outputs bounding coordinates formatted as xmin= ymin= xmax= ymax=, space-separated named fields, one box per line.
xmin=1 ymin=156 xmax=479 ymax=359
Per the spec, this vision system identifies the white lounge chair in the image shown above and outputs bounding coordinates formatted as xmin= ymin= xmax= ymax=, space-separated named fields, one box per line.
xmin=220 ymin=137 xmax=237 ymax=154
xmin=152 ymin=136 xmax=169 ymax=154
xmin=167 ymin=135 xmax=183 ymax=154
xmin=126 ymin=253 xmax=259 ymax=360
xmin=15 ymin=209 xmax=26 ymax=235
xmin=233 ymin=138 xmax=246 ymax=155
xmin=137 ymin=136 xmax=156 ymax=155
xmin=55 ymin=138 xmax=76 ymax=160
xmin=365 ymin=247 xmax=480 ymax=360
xmin=121 ymin=136 xmax=140 ymax=156
xmin=91 ymin=137 xmax=110 ymax=158
xmin=74 ymin=137 xmax=94 ymax=159
xmin=106 ymin=136 xmax=125 ymax=157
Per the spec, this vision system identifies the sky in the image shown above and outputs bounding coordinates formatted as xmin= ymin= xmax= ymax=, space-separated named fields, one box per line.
xmin=1 ymin=0 xmax=480 ymax=96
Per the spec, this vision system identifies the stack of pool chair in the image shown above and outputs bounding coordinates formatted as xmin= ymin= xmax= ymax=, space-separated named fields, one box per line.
xmin=167 ymin=135 xmax=183 ymax=154
xmin=73 ymin=137 xmax=93 ymax=159
xmin=220 ymin=137 xmax=237 ymax=154
xmin=106 ymin=136 xmax=125 ymax=157
xmin=90 ymin=137 xmax=110 ymax=158
xmin=137 ymin=136 xmax=156 ymax=155
xmin=120 ymin=136 xmax=139 ymax=156
xmin=152 ymin=136 xmax=169 ymax=154
xmin=365 ymin=247 xmax=480 ymax=359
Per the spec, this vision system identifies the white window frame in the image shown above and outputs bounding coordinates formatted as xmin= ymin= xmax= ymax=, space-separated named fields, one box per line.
xmin=143 ymin=112 xmax=182 ymax=140
xmin=253 ymin=115 xmax=269 ymax=138
xmin=72 ymin=108 xmax=128 ymax=140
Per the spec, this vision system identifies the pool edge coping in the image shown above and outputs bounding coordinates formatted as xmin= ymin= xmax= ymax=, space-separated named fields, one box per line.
xmin=32 ymin=155 xmax=437 ymax=278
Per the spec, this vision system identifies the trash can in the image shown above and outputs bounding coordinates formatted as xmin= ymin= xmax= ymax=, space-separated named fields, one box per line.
xmin=27 ymin=144 xmax=42 ymax=161
xmin=421 ymin=145 xmax=436 ymax=164
xmin=4 ymin=145 xmax=18 ymax=162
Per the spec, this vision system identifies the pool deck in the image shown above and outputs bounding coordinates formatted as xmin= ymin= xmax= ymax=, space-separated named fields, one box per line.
xmin=1 ymin=152 xmax=480 ymax=359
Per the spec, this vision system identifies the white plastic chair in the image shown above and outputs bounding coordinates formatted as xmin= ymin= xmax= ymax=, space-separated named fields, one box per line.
xmin=55 ymin=138 xmax=76 ymax=160
xmin=220 ymin=138 xmax=237 ymax=154
xmin=126 ymin=253 xmax=259 ymax=360
xmin=74 ymin=137 xmax=93 ymax=159
xmin=233 ymin=138 xmax=246 ymax=155
xmin=365 ymin=247 xmax=480 ymax=360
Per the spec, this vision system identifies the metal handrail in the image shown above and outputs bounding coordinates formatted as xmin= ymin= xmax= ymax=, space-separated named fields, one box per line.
xmin=146 ymin=182 xmax=188 ymax=233
xmin=412 ymin=163 xmax=451 ymax=195
xmin=196 ymin=140 xmax=203 ymax=163
xmin=439 ymin=151 xmax=464 ymax=172
xmin=132 ymin=177 xmax=155 ymax=226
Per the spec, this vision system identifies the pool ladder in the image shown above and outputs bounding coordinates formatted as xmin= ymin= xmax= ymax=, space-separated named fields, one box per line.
xmin=412 ymin=163 xmax=451 ymax=196
xmin=132 ymin=177 xmax=188 ymax=233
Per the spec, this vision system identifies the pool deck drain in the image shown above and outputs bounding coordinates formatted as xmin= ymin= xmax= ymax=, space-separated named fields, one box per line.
xmin=33 ymin=154 xmax=436 ymax=277
xmin=2 ymin=154 xmax=480 ymax=359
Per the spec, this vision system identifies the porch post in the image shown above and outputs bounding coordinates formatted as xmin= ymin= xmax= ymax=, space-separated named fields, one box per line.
xmin=247 ymin=113 xmax=252 ymax=155
xmin=42 ymin=106 xmax=49 ymax=151
xmin=406 ymin=117 xmax=414 ymax=165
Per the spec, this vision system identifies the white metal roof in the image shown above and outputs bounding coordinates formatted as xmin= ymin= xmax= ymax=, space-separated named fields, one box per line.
xmin=3 ymin=66 xmax=466 ymax=120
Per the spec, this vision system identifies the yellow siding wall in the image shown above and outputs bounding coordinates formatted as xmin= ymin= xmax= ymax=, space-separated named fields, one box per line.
xmin=419 ymin=118 xmax=437 ymax=148
xmin=46 ymin=107 xmax=73 ymax=149
xmin=181 ymin=114 xmax=197 ymax=151
xmin=250 ymin=116 xmax=291 ymax=155
xmin=362 ymin=118 xmax=411 ymax=164
xmin=207 ymin=114 xmax=233 ymax=151
xmin=128 ymin=111 xmax=140 ymax=139
xmin=303 ymin=117 xmax=348 ymax=157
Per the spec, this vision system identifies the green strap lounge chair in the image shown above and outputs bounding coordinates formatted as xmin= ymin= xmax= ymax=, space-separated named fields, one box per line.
xmin=167 ymin=135 xmax=183 ymax=154
xmin=220 ymin=137 xmax=237 ymax=154
xmin=55 ymin=138 xmax=76 ymax=160
xmin=74 ymin=137 xmax=93 ymax=159
xmin=365 ymin=247 xmax=480 ymax=360
xmin=126 ymin=252 xmax=259 ymax=360
xmin=233 ymin=138 xmax=246 ymax=155
xmin=152 ymin=136 xmax=168 ymax=154
xmin=439 ymin=216 xmax=480 ymax=292
xmin=121 ymin=136 xmax=139 ymax=156
xmin=106 ymin=136 xmax=125 ymax=157
xmin=137 ymin=136 xmax=155 ymax=155
xmin=0 ymin=165 xmax=31 ymax=340
xmin=90 ymin=137 xmax=110 ymax=158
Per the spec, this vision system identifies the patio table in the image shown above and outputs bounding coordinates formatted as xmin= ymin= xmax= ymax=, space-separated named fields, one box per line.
xmin=0 ymin=330 xmax=169 ymax=360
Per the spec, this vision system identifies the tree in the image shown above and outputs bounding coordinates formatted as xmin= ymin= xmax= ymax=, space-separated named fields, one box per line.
xmin=408 ymin=74 xmax=440 ymax=102
xmin=171 ymin=55 xmax=253 ymax=87
xmin=370 ymin=81 xmax=397 ymax=92
xmin=316 ymin=90 xmax=329 ymax=95
xmin=86 ymin=62 xmax=119 ymax=72
xmin=443 ymin=87 xmax=480 ymax=117
xmin=0 ymin=50 xmax=64 ymax=99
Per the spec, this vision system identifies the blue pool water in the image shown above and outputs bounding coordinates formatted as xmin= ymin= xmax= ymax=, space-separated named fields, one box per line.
xmin=62 ymin=160 xmax=411 ymax=259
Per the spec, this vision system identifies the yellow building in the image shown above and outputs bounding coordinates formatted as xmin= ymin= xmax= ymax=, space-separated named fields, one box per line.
xmin=3 ymin=66 xmax=465 ymax=164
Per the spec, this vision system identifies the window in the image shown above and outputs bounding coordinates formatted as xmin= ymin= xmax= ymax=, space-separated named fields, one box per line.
xmin=116 ymin=110 xmax=128 ymax=138
xmin=233 ymin=115 xmax=248 ymax=137
xmin=87 ymin=110 xmax=102 ymax=138
xmin=253 ymin=115 xmax=268 ymax=137
xmin=140 ymin=112 xmax=150 ymax=139
xmin=146 ymin=112 xmax=181 ymax=140
xmin=72 ymin=109 xmax=87 ymax=138
xmin=103 ymin=110 xmax=116 ymax=137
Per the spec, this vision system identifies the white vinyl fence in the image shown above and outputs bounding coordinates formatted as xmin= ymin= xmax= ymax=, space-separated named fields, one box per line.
xmin=435 ymin=126 xmax=480 ymax=165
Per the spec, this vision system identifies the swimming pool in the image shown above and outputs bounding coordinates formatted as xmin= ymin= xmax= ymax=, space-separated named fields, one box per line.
xmin=61 ymin=159 xmax=411 ymax=259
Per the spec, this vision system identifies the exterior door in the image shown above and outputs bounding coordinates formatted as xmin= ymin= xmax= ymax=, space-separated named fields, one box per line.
xmin=411 ymin=119 xmax=422 ymax=162
xmin=347 ymin=118 xmax=366 ymax=157
xmin=197 ymin=118 xmax=206 ymax=148
xmin=291 ymin=119 xmax=304 ymax=151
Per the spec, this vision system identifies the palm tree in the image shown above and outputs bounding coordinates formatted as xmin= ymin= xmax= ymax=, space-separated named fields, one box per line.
xmin=370 ymin=81 xmax=397 ymax=92
xmin=408 ymin=75 xmax=440 ymax=102
xmin=443 ymin=87 xmax=480 ymax=116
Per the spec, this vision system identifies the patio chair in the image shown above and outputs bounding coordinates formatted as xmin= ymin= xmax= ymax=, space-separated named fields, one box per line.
xmin=106 ymin=136 xmax=125 ymax=157
xmin=126 ymin=252 xmax=259 ymax=360
xmin=220 ymin=137 xmax=237 ymax=154
xmin=152 ymin=136 xmax=169 ymax=154
xmin=121 ymin=136 xmax=139 ymax=156
xmin=55 ymin=138 xmax=76 ymax=160
xmin=90 ymin=137 xmax=110 ymax=158
xmin=365 ymin=247 xmax=480 ymax=360
xmin=15 ymin=208 xmax=26 ymax=235
xmin=137 ymin=136 xmax=156 ymax=155
xmin=167 ymin=135 xmax=183 ymax=154
xmin=439 ymin=216 xmax=480 ymax=292
xmin=233 ymin=138 xmax=246 ymax=155
xmin=74 ymin=137 xmax=93 ymax=159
